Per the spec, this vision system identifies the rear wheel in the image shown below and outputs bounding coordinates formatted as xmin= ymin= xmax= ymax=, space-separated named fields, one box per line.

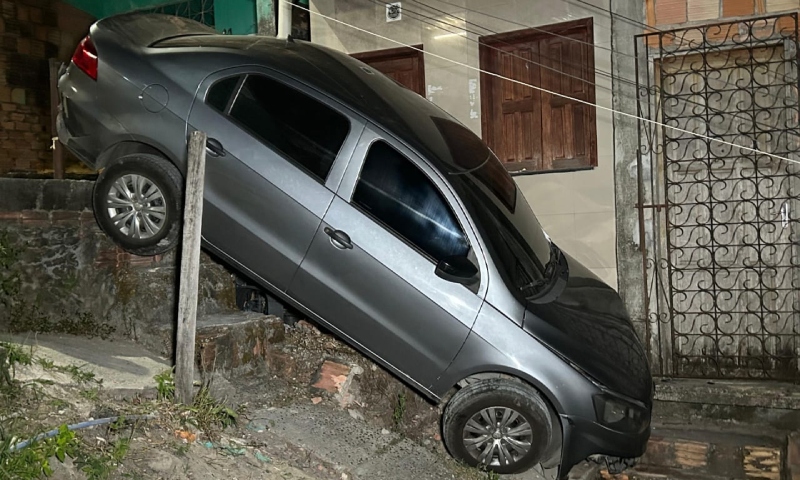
xmin=442 ymin=378 xmax=553 ymax=475
xmin=93 ymin=153 xmax=182 ymax=256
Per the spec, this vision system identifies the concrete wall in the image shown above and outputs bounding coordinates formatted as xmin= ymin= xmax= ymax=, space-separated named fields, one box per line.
xmin=0 ymin=178 xmax=237 ymax=356
xmin=309 ymin=0 xmax=619 ymax=288
xmin=0 ymin=1 xmax=94 ymax=176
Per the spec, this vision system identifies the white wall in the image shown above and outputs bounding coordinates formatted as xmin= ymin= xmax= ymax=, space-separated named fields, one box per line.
xmin=309 ymin=0 xmax=618 ymax=288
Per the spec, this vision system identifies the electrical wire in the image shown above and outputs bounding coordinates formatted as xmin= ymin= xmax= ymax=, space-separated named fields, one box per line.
xmin=293 ymin=0 xmax=799 ymax=164
xmin=362 ymin=0 xmax=799 ymax=146
xmin=407 ymin=0 xmax=797 ymax=96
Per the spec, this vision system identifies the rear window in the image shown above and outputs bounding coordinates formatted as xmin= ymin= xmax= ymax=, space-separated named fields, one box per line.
xmin=217 ymin=74 xmax=350 ymax=182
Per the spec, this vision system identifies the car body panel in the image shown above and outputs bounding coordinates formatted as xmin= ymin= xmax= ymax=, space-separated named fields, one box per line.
xmin=289 ymin=125 xmax=485 ymax=388
xmin=186 ymin=67 xmax=364 ymax=292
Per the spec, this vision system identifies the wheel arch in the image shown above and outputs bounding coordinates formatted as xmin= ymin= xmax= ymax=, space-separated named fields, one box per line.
xmin=441 ymin=370 xmax=565 ymax=471
xmin=96 ymin=139 xmax=183 ymax=173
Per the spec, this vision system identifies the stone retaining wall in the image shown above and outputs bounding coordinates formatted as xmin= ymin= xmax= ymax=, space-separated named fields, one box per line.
xmin=0 ymin=177 xmax=238 ymax=356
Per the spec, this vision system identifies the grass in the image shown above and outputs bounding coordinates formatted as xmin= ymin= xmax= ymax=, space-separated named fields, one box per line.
xmin=152 ymin=369 xmax=238 ymax=437
xmin=392 ymin=392 xmax=406 ymax=428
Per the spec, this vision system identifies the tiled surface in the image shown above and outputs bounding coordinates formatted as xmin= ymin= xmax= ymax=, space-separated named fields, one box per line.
xmin=656 ymin=0 xmax=688 ymax=25
xmin=766 ymin=0 xmax=800 ymax=11
xmin=722 ymin=0 xmax=756 ymax=16
xmin=688 ymin=0 xmax=720 ymax=20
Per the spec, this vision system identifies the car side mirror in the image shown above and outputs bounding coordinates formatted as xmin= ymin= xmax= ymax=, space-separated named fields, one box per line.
xmin=435 ymin=256 xmax=479 ymax=285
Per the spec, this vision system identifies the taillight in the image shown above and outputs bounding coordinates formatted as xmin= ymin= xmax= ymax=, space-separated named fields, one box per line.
xmin=72 ymin=36 xmax=98 ymax=81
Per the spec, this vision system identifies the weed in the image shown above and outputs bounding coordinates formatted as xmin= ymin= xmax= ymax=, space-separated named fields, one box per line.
xmin=80 ymin=388 xmax=99 ymax=401
xmin=0 ymin=423 xmax=78 ymax=478
xmin=392 ymin=392 xmax=407 ymax=427
xmin=184 ymin=384 xmax=238 ymax=434
xmin=154 ymin=368 xmax=175 ymax=401
xmin=74 ymin=434 xmax=131 ymax=479
xmin=0 ymin=342 xmax=32 ymax=388
xmin=175 ymin=442 xmax=190 ymax=456
xmin=36 ymin=358 xmax=55 ymax=369
xmin=57 ymin=364 xmax=98 ymax=385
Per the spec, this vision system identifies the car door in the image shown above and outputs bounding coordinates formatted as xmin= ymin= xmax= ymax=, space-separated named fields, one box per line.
xmin=187 ymin=68 xmax=363 ymax=292
xmin=288 ymin=126 xmax=486 ymax=391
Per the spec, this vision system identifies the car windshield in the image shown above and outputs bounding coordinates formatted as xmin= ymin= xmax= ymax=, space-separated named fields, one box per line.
xmin=431 ymin=118 xmax=556 ymax=297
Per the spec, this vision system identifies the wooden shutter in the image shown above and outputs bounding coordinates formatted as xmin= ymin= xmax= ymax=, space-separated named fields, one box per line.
xmin=540 ymin=30 xmax=596 ymax=170
xmin=351 ymin=45 xmax=426 ymax=96
xmin=479 ymin=18 xmax=597 ymax=173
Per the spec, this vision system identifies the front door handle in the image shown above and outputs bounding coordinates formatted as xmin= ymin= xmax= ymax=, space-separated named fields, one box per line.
xmin=206 ymin=137 xmax=225 ymax=157
xmin=324 ymin=227 xmax=352 ymax=250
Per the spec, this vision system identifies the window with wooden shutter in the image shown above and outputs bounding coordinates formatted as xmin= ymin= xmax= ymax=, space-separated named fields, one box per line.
xmin=479 ymin=18 xmax=597 ymax=174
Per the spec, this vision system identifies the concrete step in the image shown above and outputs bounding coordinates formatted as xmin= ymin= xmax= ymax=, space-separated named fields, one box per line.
xmin=653 ymin=377 xmax=800 ymax=434
xmin=600 ymin=424 xmax=785 ymax=480
xmin=153 ymin=312 xmax=285 ymax=372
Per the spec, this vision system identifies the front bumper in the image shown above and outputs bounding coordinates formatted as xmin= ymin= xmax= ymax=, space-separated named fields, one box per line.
xmin=558 ymin=413 xmax=650 ymax=478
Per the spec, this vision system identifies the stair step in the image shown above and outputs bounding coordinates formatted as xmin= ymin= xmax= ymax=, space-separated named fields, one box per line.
xmin=599 ymin=465 xmax=736 ymax=480
xmin=599 ymin=425 xmax=784 ymax=480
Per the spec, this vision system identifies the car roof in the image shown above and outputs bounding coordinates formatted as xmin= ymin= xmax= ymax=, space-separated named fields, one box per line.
xmin=95 ymin=14 xmax=507 ymax=206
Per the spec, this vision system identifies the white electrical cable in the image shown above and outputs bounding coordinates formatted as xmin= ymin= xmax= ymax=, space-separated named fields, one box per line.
xmin=282 ymin=0 xmax=800 ymax=166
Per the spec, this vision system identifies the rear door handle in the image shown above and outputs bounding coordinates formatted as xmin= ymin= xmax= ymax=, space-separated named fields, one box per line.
xmin=324 ymin=227 xmax=352 ymax=250
xmin=206 ymin=137 xmax=225 ymax=157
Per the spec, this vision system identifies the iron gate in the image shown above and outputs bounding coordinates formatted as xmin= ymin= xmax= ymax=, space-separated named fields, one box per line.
xmin=634 ymin=14 xmax=800 ymax=379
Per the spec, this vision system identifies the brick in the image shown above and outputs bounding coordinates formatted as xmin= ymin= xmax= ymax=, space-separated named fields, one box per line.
xmin=766 ymin=0 xmax=800 ymax=10
xmin=16 ymin=38 xmax=30 ymax=55
xmin=0 ymin=211 xmax=21 ymax=222
xmin=656 ymin=0 xmax=688 ymax=25
xmin=10 ymin=88 xmax=25 ymax=105
xmin=0 ymin=87 xmax=8 ymax=103
xmin=743 ymin=446 xmax=781 ymax=480
xmin=14 ymin=122 xmax=29 ymax=132
xmin=0 ymin=16 xmax=4 ymax=33
xmin=688 ymin=0 xmax=720 ymax=20
xmin=51 ymin=211 xmax=78 ymax=224
xmin=20 ymin=210 xmax=49 ymax=226
xmin=16 ymin=4 xmax=28 ymax=22
xmin=674 ymin=440 xmax=708 ymax=468
xmin=29 ymin=6 xmax=41 ymax=24
xmin=1 ymin=122 xmax=14 ymax=131
xmin=312 ymin=360 xmax=351 ymax=394
xmin=34 ymin=24 xmax=47 ymax=41
xmin=723 ymin=0 xmax=755 ymax=15
xmin=29 ymin=40 xmax=45 ymax=58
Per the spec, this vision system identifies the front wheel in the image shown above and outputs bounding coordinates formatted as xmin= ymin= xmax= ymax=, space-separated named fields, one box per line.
xmin=93 ymin=153 xmax=183 ymax=256
xmin=442 ymin=379 xmax=554 ymax=475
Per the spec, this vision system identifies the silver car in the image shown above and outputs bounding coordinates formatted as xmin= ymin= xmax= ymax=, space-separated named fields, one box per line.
xmin=57 ymin=13 xmax=652 ymax=477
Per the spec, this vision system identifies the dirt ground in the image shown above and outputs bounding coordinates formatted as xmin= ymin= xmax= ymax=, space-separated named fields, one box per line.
xmin=0 ymin=321 xmax=489 ymax=480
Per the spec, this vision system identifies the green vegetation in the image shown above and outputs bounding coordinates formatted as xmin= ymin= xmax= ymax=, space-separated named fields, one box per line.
xmin=392 ymin=392 xmax=407 ymax=428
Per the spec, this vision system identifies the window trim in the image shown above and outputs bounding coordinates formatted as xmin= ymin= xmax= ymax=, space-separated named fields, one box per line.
xmin=203 ymin=71 xmax=354 ymax=185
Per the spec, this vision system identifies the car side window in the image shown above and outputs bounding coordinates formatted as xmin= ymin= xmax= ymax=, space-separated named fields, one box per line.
xmin=352 ymin=141 xmax=469 ymax=262
xmin=206 ymin=76 xmax=241 ymax=113
xmin=219 ymin=74 xmax=349 ymax=182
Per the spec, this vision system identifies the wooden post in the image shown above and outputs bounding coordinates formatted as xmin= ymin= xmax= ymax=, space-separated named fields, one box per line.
xmin=49 ymin=59 xmax=65 ymax=179
xmin=175 ymin=131 xmax=207 ymax=404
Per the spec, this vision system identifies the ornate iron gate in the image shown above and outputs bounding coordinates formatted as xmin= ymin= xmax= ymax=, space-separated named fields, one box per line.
xmin=634 ymin=14 xmax=800 ymax=379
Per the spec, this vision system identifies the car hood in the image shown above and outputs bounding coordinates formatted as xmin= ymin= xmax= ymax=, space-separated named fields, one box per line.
xmin=522 ymin=252 xmax=653 ymax=404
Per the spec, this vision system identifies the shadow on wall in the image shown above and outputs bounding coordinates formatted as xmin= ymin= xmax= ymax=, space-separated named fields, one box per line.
xmin=0 ymin=178 xmax=239 ymax=356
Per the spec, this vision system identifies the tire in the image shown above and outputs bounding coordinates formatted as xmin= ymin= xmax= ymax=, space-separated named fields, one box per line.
xmin=93 ymin=153 xmax=183 ymax=256
xmin=442 ymin=379 xmax=553 ymax=475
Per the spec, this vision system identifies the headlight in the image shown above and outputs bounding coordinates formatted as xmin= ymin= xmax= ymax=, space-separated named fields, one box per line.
xmin=593 ymin=394 xmax=649 ymax=433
